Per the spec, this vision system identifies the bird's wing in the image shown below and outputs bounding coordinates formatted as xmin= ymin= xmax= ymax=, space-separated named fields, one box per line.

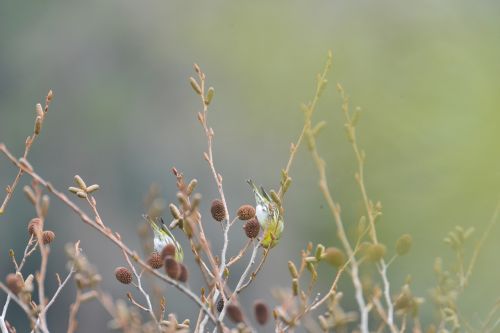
xmin=160 ymin=217 xmax=176 ymax=239
xmin=143 ymin=214 xmax=161 ymax=234
xmin=247 ymin=179 xmax=266 ymax=203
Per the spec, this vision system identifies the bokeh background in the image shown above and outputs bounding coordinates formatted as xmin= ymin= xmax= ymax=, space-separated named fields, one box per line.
xmin=1 ymin=0 xmax=500 ymax=331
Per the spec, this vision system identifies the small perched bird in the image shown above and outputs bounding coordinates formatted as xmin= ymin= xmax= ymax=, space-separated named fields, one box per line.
xmin=247 ymin=180 xmax=284 ymax=248
xmin=143 ymin=215 xmax=184 ymax=262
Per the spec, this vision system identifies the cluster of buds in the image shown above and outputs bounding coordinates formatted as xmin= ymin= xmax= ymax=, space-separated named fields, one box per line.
xmin=28 ymin=218 xmax=56 ymax=245
xmin=32 ymin=90 xmax=53 ymax=136
xmin=168 ymin=169 xmax=200 ymax=239
xmin=68 ymin=175 xmax=100 ymax=199
xmin=22 ymin=184 xmax=50 ymax=219
xmin=317 ymin=293 xmax=358 ymax=331
xmin=144 ymin=244 xmax=189 ymax=283
xmin=159 ymin=314 xmax=190 ymax=332
xmin=5 ymin=272 xmax=34 ymax=307
xmin=66 ymin=243 xmax=102 ymax=289
xmin=161 ymin=245 xmax=188 ymax=283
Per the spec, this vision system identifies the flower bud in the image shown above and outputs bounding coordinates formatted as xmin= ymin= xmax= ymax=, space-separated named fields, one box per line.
xmin=74 ymin=175 xmax=87 ymax=190
xmin=288 ymin=261 xmax=298 ymax=279
xmin=169 ymin=203 xmax=181 ymax=220
xmin=186 ymin=179 xmax=198 ymax=195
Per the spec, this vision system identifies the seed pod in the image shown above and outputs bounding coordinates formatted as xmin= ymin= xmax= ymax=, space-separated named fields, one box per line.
xmin=160 ymin=244 xmax=177 ymax=261
xmin=237 ymin=205 xmax=255 ymax=220
xmin=254 ymin=300 xmax=269 ymax=325
xmin=164 ymin=257 xmax=180 ymax=280
xmin=178 ymin=264 xmax=189 ymax=282
xmin=147 ymin=252 xmax=163 ymax=269
xmin=28 ymin=218 xmax=42 ymax=236
xmin=322 ymin=247 xmax=346 ymax=268
xmin=210 ymin=199 xmax=226 ymax=222
xmin=6 ymin=273 xmax=23 ymax=294
xmin=42 ymin=230 xmax=55 ymax=244
xmin=243 ymin=218 xmax=260 ymax=239
xmin=115 ymin=267 xmax=133 ymax=284
xmin=366 ymin=243 xmax=386 ymax=262
xmin=216 ymin=298 xmax=224 ymax=312
xmin=226 ymin=304 xmax=243 ymax=323
xmin=396 ymin=234 xmax=413 ymax=256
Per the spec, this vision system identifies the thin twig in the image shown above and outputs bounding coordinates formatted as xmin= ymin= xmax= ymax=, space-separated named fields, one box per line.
xmin=304 ymin=103 xmax=369 ymax=333
xmin=338 ymin=83 xmax=397 ymax=332
xmin=0 ymin=143 xmax=218 ymax=327
xmin=0 ymin=90 xmax=52 ymax=215
xmin=122 ymin=249 xmax=158 ymax=324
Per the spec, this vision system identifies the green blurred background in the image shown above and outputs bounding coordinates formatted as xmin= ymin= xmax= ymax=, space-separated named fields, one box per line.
xmin=1 ymin=0 xmax=499 ymax=331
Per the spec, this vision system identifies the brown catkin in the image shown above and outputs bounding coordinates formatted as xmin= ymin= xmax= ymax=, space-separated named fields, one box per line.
xmin=243 ymin=218 xmax=260 ymax=239
xmin=164 ymin=257 xmax=180 ymax=280
xmin=254 ymin=300 xmax=269 ymax=325
xmin=210 ymin=199 xmax=226 ymax=222
xmin=42 ymin=230 xmax=55 ymax=244
xmin=216 ymin=298 xmax=224 ymax=313
xmin=147 ymin=252 xmax=163 ymax=269
xmin=28 ymin=218 xmax=42 ymax=235
xmin=114 ymin=267 xmax=133 ymax=284
xmin=160 ymin=244 xmax=177 ymax=261
xmin=226 ymin=304 xmax=244 ymax=323
xmin=237 ymin=205 xmax=256 ymax=220
xmin=178 ymin=264 xmax=189 ymax=282
xmin=6 ymin=274 xmax=23 ymax=294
